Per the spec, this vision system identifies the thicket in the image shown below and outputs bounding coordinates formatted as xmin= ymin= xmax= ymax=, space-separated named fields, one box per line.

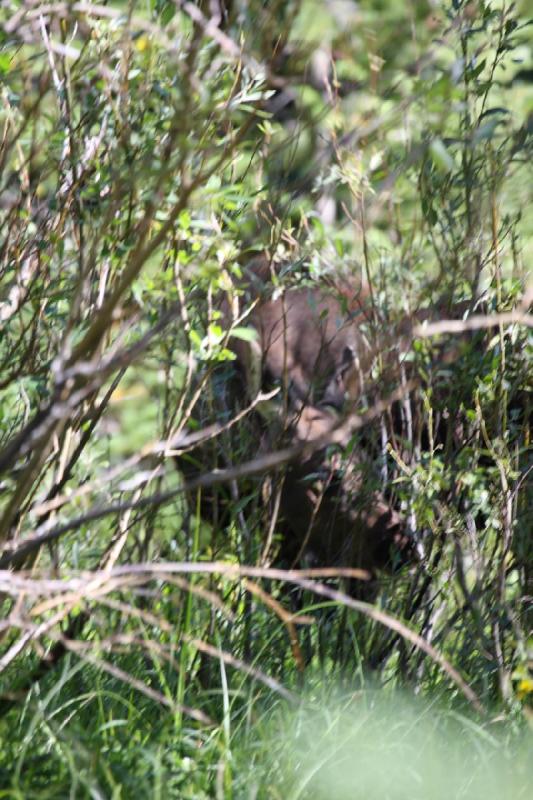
xmin=0 ymin=1 xmax=531 ymax=796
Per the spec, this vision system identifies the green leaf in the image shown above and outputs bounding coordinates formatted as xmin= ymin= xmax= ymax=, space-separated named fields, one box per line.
xmin=160 ymin=2 xmax=176 ymax=25
xmin=178 ymin=209 xmax=191 ymax=231
xmin=429 ymin=138 xmax=455 ymax=173
xmin=231 ymin=326 xmax=258 ymax=342
xmin=472 ymin=119 xmax=500 ymax=143
xmin=189 ymin=329 xmax=202 ymax=349
xmin=0 ymin=53 xmax=10 ymax=74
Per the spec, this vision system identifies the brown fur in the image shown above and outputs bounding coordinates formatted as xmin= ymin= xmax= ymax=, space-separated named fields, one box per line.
xmin=180 ymin=254 xmax=484 ymax=584
xmin=230 ymin=253 xmax=378 ymax=415
xmin=180 ymin=257 xmax=529 ymax=600
xmin=207 ymin=254 xmax=414 ymax=582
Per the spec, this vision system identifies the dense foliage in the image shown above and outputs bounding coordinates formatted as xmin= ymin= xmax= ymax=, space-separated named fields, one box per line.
xmin=0 ymin=1 xmax=531 ymax=796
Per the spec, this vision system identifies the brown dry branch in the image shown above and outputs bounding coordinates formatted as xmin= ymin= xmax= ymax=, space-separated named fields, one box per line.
xmin=98 ymin=578 xmax=237 ymax=625
xmin=0 ymin=301 xmax=184 ymax=538
xmin=0 ymin=562 xmax=483 ymax=712
xmin=185 ymin=635 xmax=297 ymax=703
xmin=0 ymin=380 xmax=416 ymax=567
xmin=413 ymin=309 xmax=533 ymax=337
xmin=61 ymin=639 xmax=213 ymax=725
xmin=243 ymin=578 xmax=308 ymax=672
xmin=26 ymin=387 xmax=279 ymax=521
xmin=0 ymin=0 xmax=267 ymax=558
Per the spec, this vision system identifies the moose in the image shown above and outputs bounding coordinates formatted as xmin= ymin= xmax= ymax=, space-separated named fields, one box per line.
xmin=179 ymin=252 xmax=529 ymax=590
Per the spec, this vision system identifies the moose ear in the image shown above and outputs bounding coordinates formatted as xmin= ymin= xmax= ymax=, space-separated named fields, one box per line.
xmin=340 ymin=345 xmax=355 ymax=373
xmin=322 ymin=346 xmax=358 ymax=409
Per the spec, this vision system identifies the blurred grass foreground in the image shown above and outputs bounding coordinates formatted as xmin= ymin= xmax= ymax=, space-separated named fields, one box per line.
xmin=266 ymin=691 xmax=533 ymax=800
